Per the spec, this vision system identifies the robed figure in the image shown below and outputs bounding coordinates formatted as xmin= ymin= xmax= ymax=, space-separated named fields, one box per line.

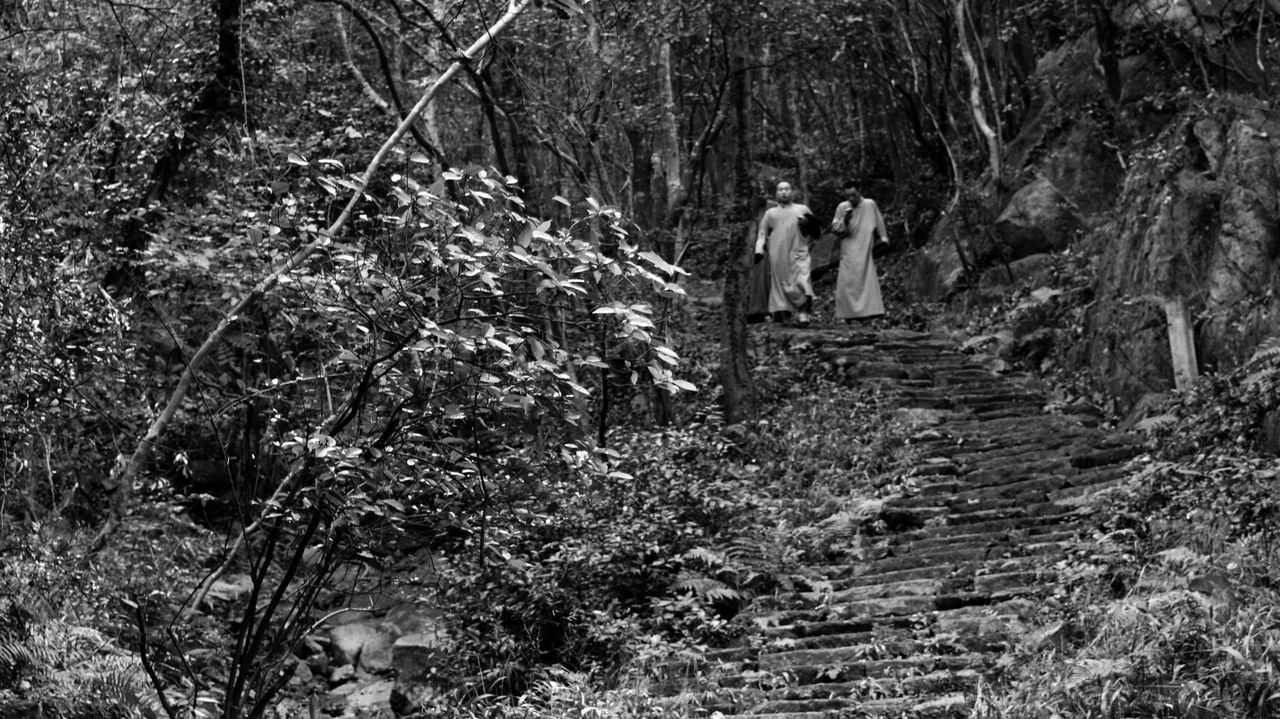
xmin=830 ymin=185 xmax=889 ymax=321
xmin=754 ymin=182 xmax=814 ymax=318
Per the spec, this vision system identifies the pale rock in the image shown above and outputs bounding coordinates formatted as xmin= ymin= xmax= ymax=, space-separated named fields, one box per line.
xmin=330 ymin=622 xmax=395 ymax=672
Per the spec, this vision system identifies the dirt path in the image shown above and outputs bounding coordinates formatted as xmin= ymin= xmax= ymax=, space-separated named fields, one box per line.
xmin=684 ymin=326 xmax=1141 ymax=717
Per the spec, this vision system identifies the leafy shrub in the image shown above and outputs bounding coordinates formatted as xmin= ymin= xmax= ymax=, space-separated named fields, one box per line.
xmin=1146 ymin=338 xmax=1280 ymax=458
xmin=974 ymin=448 xmax=1280 ymax=717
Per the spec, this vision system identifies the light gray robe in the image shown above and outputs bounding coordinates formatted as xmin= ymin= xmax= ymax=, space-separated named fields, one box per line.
xmin=754 ymin=202 xmax=814 ymax=313
xmin=830 ymin=198 xmax=889 ymax=319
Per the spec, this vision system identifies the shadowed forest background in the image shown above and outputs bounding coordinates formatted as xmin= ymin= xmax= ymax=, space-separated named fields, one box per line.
xmin=7 ymin=0 xmax=1280 ymax=717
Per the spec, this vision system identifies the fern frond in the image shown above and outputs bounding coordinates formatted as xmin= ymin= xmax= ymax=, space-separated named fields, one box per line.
xmin=1246 ymin=336 xmax=1280 ymax=369
xmin=723 ymin=539 xmax=764 ymax=564
xmin=1242 ymin=367 xmax=1280 ymax=389
xmin=1063 ymin=657 xmax=1130 ymax=690
xmin=0 ymin=643 xmax=38 ymax=687
xmin=680 ymin=547 xmax=725 ymax=569
xmin=673 ymin=572 xmax=741 ymax=602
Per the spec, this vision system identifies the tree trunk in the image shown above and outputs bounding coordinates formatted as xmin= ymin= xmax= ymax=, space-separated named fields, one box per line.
xmin=788 ymin=81 xmax=808 ymax=192
xmin=655 ymin=25 xmax=684 ymax=261
xmin=956 ymin=0 xmax=1001 ymax=183
xmin=720 ymin=39 xmax=758 ymax=425
xmin=103 ymin=0 xmax=245 ymax=294
xmin=1091 ymin=0 xmax=1123 ymax=103
xmin=627 ymin=127 xmax=653 ymax=223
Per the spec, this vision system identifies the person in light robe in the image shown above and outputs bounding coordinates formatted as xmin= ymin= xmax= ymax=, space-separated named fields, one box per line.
xmin=753 ymin=181 xmax=814 ymax=324
xmin=830 ymin=180 xmax=889 ymax=322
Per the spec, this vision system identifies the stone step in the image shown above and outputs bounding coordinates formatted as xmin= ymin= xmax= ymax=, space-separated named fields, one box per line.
xmin=773 ymin=667 xmax=985 ymax=701
xmin=793 ymin=542 xmax=1068 ymax=585
xmin=757 ymin=627 xmax=1011 ymax=656
xmin=744 ymin=670 xmax=983 ymax=715
xmin=729 ymin=692 xmax=971 ymax=718
xmin=757 ymin=586 xmax=1044 ymax=630
xmin=659 ymin=327 xmax=1137 ymax=719
xmin=894 ymin=511 xmax=1080 ymax=542
xmin=891 ymin=526 xmax=1080 ymax=555
xmin=901 ymin=465 xmax=1131 ymax=509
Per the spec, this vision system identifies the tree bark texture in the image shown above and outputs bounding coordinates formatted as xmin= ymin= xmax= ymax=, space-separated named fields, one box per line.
xmin=955 ymin=0 xmax=1001 ymax=183
xmin=720 ymin=41 xmax=758 ymax=425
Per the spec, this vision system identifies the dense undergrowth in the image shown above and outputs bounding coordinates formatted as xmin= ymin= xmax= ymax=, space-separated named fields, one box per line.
xmin=954 ymin=262 xmax=1280 ymax=717
xmin=6 ymin=247 xmax=1280 ymax=718
xmin=0 ymin=272 xmax=917 ymax=718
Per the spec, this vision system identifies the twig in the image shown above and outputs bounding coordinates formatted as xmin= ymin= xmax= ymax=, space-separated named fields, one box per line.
xmin=132 ymin=600 xmax=180 ymax=719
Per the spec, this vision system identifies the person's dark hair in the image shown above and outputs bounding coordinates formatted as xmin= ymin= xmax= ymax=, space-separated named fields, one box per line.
xmin=842 ymin=179 xmax=858 ymax=190
xmin=798 ymin=212 xmax=822 ymax=239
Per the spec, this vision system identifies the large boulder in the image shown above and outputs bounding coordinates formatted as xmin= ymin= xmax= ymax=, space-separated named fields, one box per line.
xmin=327 ymin=602 xmax=448 ymax=675
xmin=916 ymin=175 xmax=1088 ymax=297
xmin=988 ymin=176 xmax=1083 ymax=261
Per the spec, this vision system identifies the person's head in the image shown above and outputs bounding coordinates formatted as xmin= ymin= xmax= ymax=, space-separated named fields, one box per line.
xmin=798 ymin=212 xmax=822 ymax=239
xmin=842 ymin=180 xmax=862 ymax=204
xmin=774 ymin=181 xmax=795 ymax=204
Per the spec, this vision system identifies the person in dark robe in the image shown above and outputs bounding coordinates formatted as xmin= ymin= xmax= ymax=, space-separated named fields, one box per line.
xmin=745 ymin=201 xmax=775 ymax=324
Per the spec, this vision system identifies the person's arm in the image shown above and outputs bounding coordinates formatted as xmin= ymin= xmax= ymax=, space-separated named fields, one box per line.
xmin=754 ymin=211 xmax=770 ymax=259
xmin=830 ymin=201 xmax=850 ymax=234
xmin=871 ymin=200 xmax=889 ymax=245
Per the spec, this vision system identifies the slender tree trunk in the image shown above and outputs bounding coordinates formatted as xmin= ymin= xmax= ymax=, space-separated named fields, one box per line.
xmin=720 ymin=39 xmax=758 ymax=424
xmin=497 ymin=54 xmax=535 ymax=205
xmin=423 ymin=0 xmax=447 ymax=170
xmin=627 ymin=127 xmax=653 ymax=222
xmin=1092 ymin=0 xmax=1123 ymax=103
xmin=655 ymin=23 xmax=684 ymax=260
xmin=788 ymin=81 xmax=808 ymax=191
xmin=956 ymin=0 xmax=1000 ymax=182
xmin=103 ymin=0 xmax=244 ymax=294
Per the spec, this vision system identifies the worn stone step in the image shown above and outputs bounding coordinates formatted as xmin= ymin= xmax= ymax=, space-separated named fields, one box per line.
xmin=794 ymin=541 xmax=1068 ymax=585
xmin=756 ymin=596 xmax=1040 ymax=648
xmin=911 ymin=433 xmax=1109 ymax=460
xmin=894 ymin=526 xmax=1080 ymax=555
xmin=758 ymin=587 xmax=1039 ymax=631
xmin=729 ymin=692 xmax=971 ymax=718
xmin=756 ymin=624 xmax=1007 ymax=656
xmin=910 ymin=501 xmax=1073 ymax=526
xmin=914 ymin=464 xmax=1132 ymax=506
xmin=794 ymin=553 xmax=1058 ymax=598
xmin=896 ymin=511 xmax=1080 ymax=542
xmin=743 ymin=673 xmax=981 ymax=715
xmin=769 ymin=668 xmax=985 ymax=704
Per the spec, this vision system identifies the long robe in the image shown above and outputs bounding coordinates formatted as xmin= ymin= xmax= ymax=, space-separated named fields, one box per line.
xmin=830 ymin=198 xmax=889 ymax=319
xmin=745 ymin=250 xmax=772 ymax=322
xmin=754 ymin=202 xmax=814 ymax=313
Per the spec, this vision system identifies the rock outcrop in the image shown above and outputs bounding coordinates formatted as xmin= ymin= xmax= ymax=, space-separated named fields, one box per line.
xmin=914 ymin=1 xmax=1280 ymax=409
xmin=1082 ymin=95 xmax=1280 ymax=406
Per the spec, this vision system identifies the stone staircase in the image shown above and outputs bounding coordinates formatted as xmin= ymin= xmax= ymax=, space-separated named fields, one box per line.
xmin=677 ymin=326 xmax=1143 ymax=717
